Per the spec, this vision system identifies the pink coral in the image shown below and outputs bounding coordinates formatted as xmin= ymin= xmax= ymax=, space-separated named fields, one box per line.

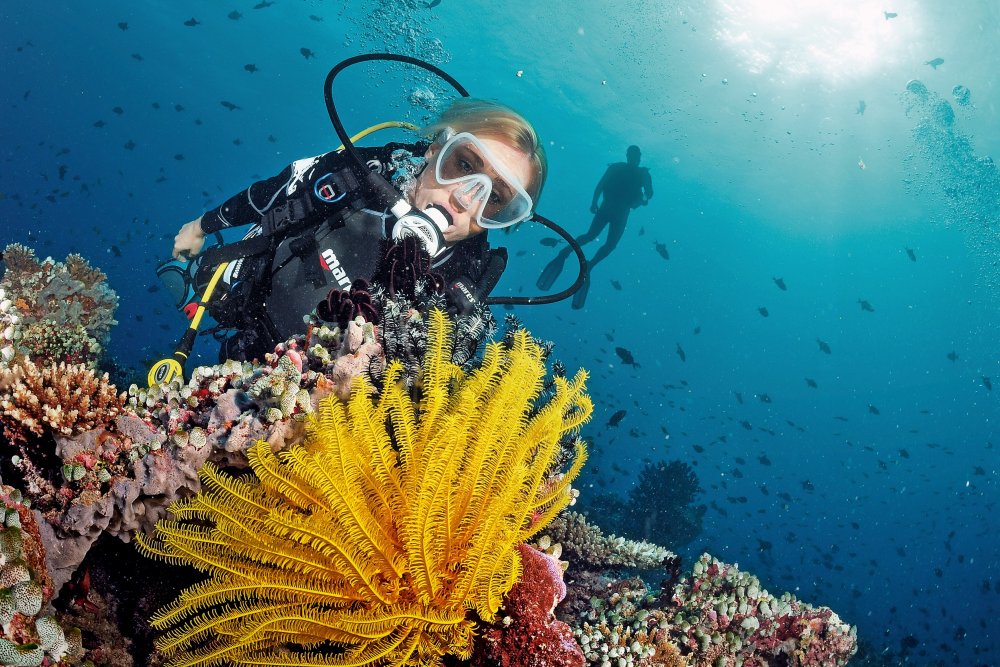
xmin=472 ymin=543 xmax=585 ymax=667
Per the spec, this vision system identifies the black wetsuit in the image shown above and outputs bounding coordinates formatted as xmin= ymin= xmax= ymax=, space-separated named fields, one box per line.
xmin=197 ymin=142 xmax=503 ymax=361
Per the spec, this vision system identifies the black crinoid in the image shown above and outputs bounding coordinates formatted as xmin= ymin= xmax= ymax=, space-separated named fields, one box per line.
xmin=316 ymin=278 xmax=380 ymax=330
xmin=372 ymin=236 xmax=446 ymax=301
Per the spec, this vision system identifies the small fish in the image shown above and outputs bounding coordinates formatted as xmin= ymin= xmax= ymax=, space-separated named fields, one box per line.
xmin=174 ymin=154 xmax=185 ymax=161
xmin=734 ymin=391 xmax=743 ymax=404
xmin=123 ymin=139 xmax=136 ymax=150
xmin=610 ymin=280 xmax=622 ymax=291
xmin=254 ymin=0 xmax=274 ymax=8
xmin=300 ymin=47 xmax=316 ymax=60
xmin=58 ymin=165 xmax=68 ymax=180
xmin=174 ymin=104 xmax=185 ymax=112
xmin=151 ymin=102 xmax=160 ymax=109
xmin=740 ymin=420 xmax=752 ymax=431
xmin=884 ymin=11 xmax=898 ymax=20
xmin=925 ymin=57 xmax=944 ymax=69
xmin=147 ymin=285 xmax=160 ymax=293
xmin=757 ymin=306 xmax=769 ymax=317
xmin=801 ymin=479 xmax=815 ymax=491
xmin=267 ymin=134 xmax=277 ymax=143
xmin=899 ymin=448 xmax=910 ymax=459
xmin=539 ymin=237 xmax=559 ymax=247
xmin=220 ymin=100 xmax=241 ymax=111
xmin=856 ymin=100 xmax=866 ymax=115
xmin=607 ymin=410 xmax=627 ymax=427
xmin=615 ymin=346 xmax=639 ymax=368
xmin=868 ymin=404 xmax=880 ymax=415
xmin=946 ymin=350 xmax=958 ymax=362
xmin=244 ymin=64 xmax=258 ymax=74
xmin=758 ymin=393 xmax=771 ymax=404
xmin=135 ymin=314 xmax=144 ymax=322
xmin=693 ymin=326 xmax=701 ymax=335
xmin=228 ymin=10 xmax=242 ymax=20
xmin=905 ymin=247 xmax=917 ymax=262
xmin=117 ymin=21 xmax=129 ymax=31
xmin=772 ymin=277 xmax=786 ymax=291
xmin=982 ymin=376 xmax=993 ymax=391
xmin=110 ymin=245 xmax=122 ymax=257
xmin=183 ymin=17 xmax=201 ymax=27
xmin=758 ymin=454 xmax=772 ymax=466
xmin=675 ymin=343 xmax=686 ymax=362
xmin=858 ymin=299 xmax=874 ymax=312
xmin=308 ymin=15 xmax=324 ymax=21
xmin=654 ymin=242 xmax=670 ymax=260
xmin=131 ymin=53 xmax=144 ymax=61
xmin=424 ymin=0 xmax=442 ymax=7
xmin=817 ymin=339 xmax=831 ymax=354
xmin=112 ymin=106 xmax=124 ymax=115
xmin=805 ymin=378 xmax=818 ymax=388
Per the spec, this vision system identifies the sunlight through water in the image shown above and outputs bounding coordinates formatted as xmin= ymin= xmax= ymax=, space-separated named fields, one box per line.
xmin=713 ymin=0 xmax=923 ymax=85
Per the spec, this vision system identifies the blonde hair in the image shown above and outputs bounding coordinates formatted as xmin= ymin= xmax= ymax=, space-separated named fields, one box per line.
xmin=423 ymin=98 xmax=547 ymax=203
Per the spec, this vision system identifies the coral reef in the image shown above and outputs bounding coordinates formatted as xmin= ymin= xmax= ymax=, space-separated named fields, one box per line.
xmin=0 ymin=244 xmax=860 ymax=667
xmin=0 ymin=485 xmax=85 ymax=666
xmin=0 ymin=244 xmax=118 ymax=368
xmin=664 ymin=554 xmax=857 ymax=666
xmin=136 ymin=310 xmax=591 ymax=665
xmin=0 ymin=359 xmax=123 ymax=442
xmin=556 ymin=552 xmax=857 ymax=667
xmin=472 ymin=543 xmax=585 ymax=667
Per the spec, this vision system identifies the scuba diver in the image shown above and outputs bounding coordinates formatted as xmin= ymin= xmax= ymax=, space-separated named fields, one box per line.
xmin=167 ymin=97 xmax=547 ymax=363
xmin=537 ymin=144 xmax=653 ymax=309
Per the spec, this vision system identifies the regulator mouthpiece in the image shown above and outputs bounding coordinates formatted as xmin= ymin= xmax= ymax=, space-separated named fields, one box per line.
xmin=391 ymin=204 xmax=450 ymax=257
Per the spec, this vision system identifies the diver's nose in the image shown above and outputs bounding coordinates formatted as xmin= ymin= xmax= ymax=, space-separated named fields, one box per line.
xmin=451 ymin=179 xmax=486 ymax=213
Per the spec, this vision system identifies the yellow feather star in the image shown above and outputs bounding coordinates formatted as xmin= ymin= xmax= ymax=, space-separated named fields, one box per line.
xmin=136 ymin=309 xmax=591 ymax=666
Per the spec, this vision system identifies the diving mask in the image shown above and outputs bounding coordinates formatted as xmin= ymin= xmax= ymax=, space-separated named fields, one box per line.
xmin=435 ymin=129 xmax=533 ymax=229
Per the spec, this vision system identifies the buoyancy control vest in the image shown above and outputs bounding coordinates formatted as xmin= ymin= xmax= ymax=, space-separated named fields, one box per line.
xmin=194 ymin=142 xmax=506 ymax=360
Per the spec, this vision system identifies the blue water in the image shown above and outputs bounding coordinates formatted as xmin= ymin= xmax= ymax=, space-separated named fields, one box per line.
xmin=2 ymin=1 xmax=998 ymax=664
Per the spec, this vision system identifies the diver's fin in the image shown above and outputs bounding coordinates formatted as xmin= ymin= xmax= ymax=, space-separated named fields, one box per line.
xmin=571 ymin=275 xmax=590 ymax=310
xmin=537 ymin=252 xmax=568 ymax=291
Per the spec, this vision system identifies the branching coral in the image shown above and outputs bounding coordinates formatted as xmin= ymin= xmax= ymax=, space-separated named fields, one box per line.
xmin=136 ymin=309 xmax=592 ymax=666
xmin=0 ymin=359 xmax=123 ymax=441
xmin=541 ymin=510 xmax=679 ymax=572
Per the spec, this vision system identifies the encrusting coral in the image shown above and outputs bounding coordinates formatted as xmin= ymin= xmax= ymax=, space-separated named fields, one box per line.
xmin=135 ymin=309 xmax=592 ymax=666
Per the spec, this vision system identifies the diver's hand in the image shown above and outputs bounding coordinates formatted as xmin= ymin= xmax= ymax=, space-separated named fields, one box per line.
xmin=172 ymin=216 xmax=206 ymax=261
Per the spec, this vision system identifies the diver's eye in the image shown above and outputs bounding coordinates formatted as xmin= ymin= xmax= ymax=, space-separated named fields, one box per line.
xmin=458 ymin=158 xmax=475 ymax=175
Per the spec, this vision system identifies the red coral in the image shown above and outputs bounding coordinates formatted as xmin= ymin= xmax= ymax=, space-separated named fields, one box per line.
xmin=471 ymin=544 xmax=584 ymax=667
